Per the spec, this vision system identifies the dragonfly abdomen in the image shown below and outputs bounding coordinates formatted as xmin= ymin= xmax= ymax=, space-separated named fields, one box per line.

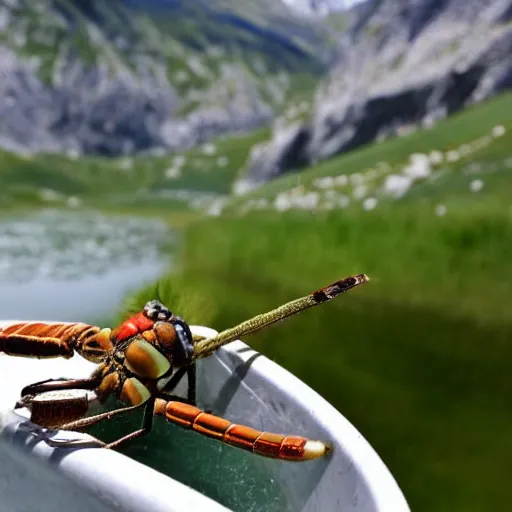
xmin=0 ymin=322 xmax=81 ymax=358
xmin=154 ymin=399 xmax=330 ymax=461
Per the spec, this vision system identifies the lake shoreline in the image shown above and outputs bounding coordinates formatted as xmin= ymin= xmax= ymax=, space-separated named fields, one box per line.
xmin=0 ymin=208 xmax=179 ymax=325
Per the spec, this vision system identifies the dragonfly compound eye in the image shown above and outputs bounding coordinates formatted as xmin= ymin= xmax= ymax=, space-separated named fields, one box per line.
xmin=144 ymin=300 xmax=172 ymax=322
xmin=153 ymin=317 xmax=193 ymax=366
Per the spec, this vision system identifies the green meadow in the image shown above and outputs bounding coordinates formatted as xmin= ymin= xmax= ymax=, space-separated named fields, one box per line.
xmin=119 ymin=93 xmax=512 ymax=512
xmin=0 ymin=126 xmax=270 ymax=213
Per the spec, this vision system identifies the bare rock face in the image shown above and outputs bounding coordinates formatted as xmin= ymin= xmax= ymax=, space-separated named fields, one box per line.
xmin=239 ymin=0 xmax=512 ymax=190
xmin=234 ymin=122 xmax=309 ymax=193
xmin=0 ymin=46 xmax=178 ymax=156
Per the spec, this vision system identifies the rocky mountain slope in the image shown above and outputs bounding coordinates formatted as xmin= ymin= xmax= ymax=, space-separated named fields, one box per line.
xmin=282 ymin=0 xmax=365 ymax=16
xmin=238 ymin=0 xmax=512 ymax=191
xmin=0 ymin=0 xmax=334 ymax=156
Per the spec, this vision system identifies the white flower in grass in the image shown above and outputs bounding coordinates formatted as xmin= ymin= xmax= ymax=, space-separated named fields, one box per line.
xmin=172 ymin=155 xmax=186 ymax=167
xmin=471 ymin=136 xmax=492 ymax=151
xmin=469 ymin=179 xmax=484 ymax=193
xmin=313 ymin=176 xmax=334 ymax=189
xmin=338 ymin=195 xmax=350 ymax=208
xmin=233 ymin=180 xmax=257 ymax=196
xmin=334 ymin=174 xmax=348 ymax=186
xmin=66 ymin=148 xmax=80 ymax=160
xmin=323 ymin=189 xmax=338 ymax=200
xmin=446 ymin=150 xmax=460 ymax=162
xmin=423 ymin=117 xmax=435 ymax=129
xmin=404 ymin=156 xmax=431 ymax=179
xmin=207 ymin=199 xmax=226 ymax=217
xmin=119 ymin=158 xmax=133 ymax=170
xmin=352 ymin=184 xmax=368 ymax=200
xmin=165 ymin=167 xmax=181 ymax=179
xmin=201 ymin=143 xmax=216 ymax=155
xmin=458 ymin=144 xmax=472 ymax=157
xmin=216 ymin=156 xmax=229 ymax=167
xmin=428 ymin=150 xmax=443 ymax=165
xmin=350 ymin=173 xmax=364 ymax=186
xmin=435 ymin=204 xmax=447 ymax=217
xmin=274 ymin=193 xmax=292 ymax=211
xmin=410 ymin=153 xmax=429 ymax=164
xmin=362 ymin=197 xmax=378 ymax=211
xmin=39 ymin=188 xmax=61 ymax=202
xmin=19 ymin=151 xmax=33 ymax=161
xmin=67 ymin=196 xmax=82 ymax=208
xmin=383 ymin=174 xmax=413 ymax=199
xmin=492 ymin=125 xmax=506 ymax=138
xmin=295 ymin=192 xmax=319 ymax=211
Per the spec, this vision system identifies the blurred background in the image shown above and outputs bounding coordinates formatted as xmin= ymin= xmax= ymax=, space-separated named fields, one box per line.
xmin=1 ymin=0 xmax=511 ymax=510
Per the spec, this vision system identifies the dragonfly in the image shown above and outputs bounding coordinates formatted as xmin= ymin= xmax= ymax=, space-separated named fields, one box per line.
xmin=0 ymin=273 xmax=368 ymax=462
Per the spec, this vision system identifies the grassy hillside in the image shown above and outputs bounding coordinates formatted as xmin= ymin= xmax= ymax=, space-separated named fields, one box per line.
xmin=228 ymin=93 xmax=512 ymax=212
xmin=0 ymin=126 xmax=269 ymax=215
xmin=120 ymin=93 xmax=512 ymax=512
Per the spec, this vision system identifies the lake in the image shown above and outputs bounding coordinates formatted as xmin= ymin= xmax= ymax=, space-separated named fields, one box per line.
xmin=0 ymin=209 xmax=173 ymax=324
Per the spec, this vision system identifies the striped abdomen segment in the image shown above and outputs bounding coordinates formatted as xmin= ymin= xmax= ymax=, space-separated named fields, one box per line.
xmin=29 ymin=392 xmax=91 ymax=429
xmin=0 ymin=322 xmax=103 ymax=360
xmin=154 ymin=399 xmax=330 ymax=461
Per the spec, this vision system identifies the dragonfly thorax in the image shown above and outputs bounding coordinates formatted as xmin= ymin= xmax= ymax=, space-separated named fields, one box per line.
xmin=108 ymin=300 xmax=195 ymax=382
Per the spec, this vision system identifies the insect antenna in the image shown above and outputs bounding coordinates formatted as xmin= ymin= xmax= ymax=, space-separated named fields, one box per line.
xmin=192 ymin=273 xmax=369 ymax=360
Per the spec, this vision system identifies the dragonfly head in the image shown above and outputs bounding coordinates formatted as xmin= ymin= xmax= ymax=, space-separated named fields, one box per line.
xmin=120 ymin=300 xmax=194 ymax=381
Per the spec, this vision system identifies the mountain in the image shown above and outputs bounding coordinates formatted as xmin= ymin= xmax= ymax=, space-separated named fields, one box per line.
xmin=282 ymin=0 xmax=367 ymax=16
xmin=0 ymin=0 xmax=334 ymax=156
xmin=237 ymin=0 xmax=512 ymax=191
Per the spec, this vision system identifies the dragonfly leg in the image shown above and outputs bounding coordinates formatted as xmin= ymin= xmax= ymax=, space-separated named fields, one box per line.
xmin=44 ymin=402 xmax=147 ymax=448
xmin=103 ymin=399 xmax=155 ymax=450
xmin=186 ymin=365 xmax=196 ymax=405
xmin=21 ymin=377 xmax=99 ymax=398
xmin=156 ymin=366 xmax=215 ymax=413
xmin=23 ymin=377 xmax=71 ymax=388
xmin=159 ymin=365 xmax=197 ymax=406
xmin=59 ymin=403 xmax=143 ymax=431
xmin=160 ymin=366 xmax=187 ymax=392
